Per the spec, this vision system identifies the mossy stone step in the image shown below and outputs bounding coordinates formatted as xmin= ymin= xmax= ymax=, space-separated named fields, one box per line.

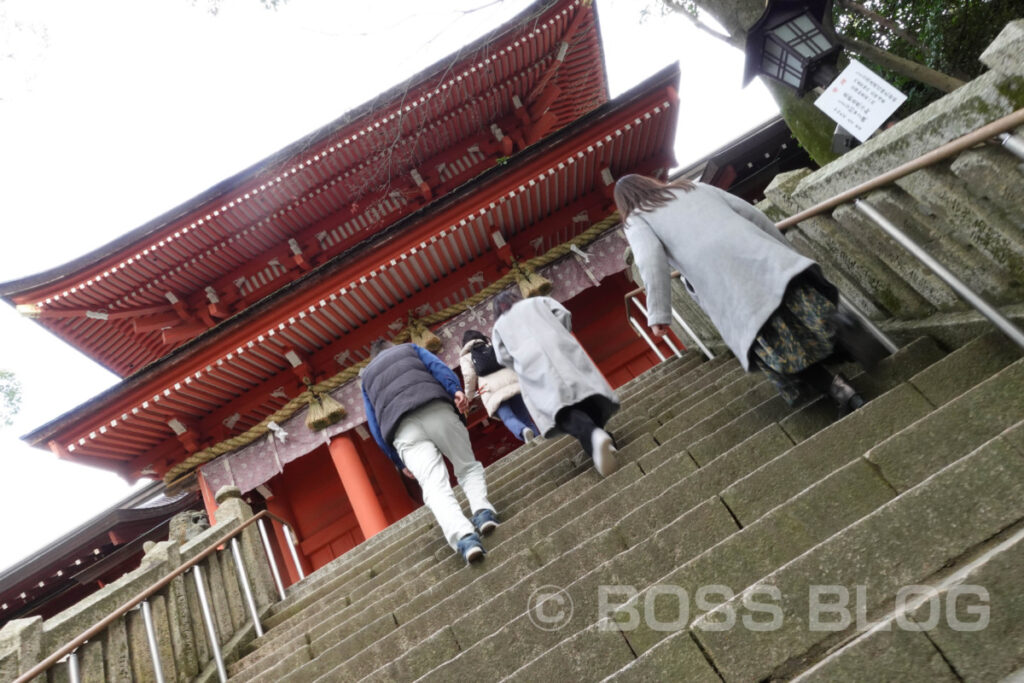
xmin=690 ymin=435 xmax=1024 ymax=681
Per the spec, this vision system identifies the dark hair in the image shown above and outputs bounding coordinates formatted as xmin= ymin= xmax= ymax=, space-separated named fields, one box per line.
xmin=492 ymin=287 xmax=520 ymax=318
xmin=613 ymin=174 xmax=696 ymax=220
xmin=462 ymin=329 xmax=489 ymax=345
xmin=367 ymin=338 xmax=393 ymax=359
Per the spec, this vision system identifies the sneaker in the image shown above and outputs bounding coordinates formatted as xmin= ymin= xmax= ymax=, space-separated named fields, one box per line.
xmin=456 ymin=532 xmax=486 ymax=564
xmin=590 ymin=428 xmax=618 ymax=477
xmin=828 ymin=373 xmax=866 ymax=418
xmin=522 ymin=427 xmax=536 ymax=444
xmin=472 ymin=508 xmax=500 ymax=536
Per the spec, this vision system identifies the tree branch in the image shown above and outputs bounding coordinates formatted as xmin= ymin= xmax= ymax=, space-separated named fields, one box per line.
xmin=661 ymin=0 xmax=738 ymax=48
xmin=837 ymin=35 xmax=965 ymax=93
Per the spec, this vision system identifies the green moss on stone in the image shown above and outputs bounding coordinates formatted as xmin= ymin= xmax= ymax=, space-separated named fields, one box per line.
xmin=995 ymin=75 xmax=1024 ymax=108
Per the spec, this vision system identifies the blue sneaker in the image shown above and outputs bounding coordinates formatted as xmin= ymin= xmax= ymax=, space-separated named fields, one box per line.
xmin=472 ymin=509 xmax=500 ymax=536
xmin=457 ymin=532 xmax=486 ymax=564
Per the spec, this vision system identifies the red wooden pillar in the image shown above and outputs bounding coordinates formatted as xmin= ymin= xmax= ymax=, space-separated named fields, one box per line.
xmin=359 ymin=437 xmax=417 ymax=521
xmin=329 ymin=434 xmax=389 ymax=539
xmin=197 ymin=471 xmax=219 ymax=525
xmin=265 ymin=495 xmax=311 ymax=585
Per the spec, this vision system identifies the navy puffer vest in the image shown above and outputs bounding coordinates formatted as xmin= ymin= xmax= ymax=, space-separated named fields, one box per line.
xmin=361 ymin=344 xmax=452 ymax=444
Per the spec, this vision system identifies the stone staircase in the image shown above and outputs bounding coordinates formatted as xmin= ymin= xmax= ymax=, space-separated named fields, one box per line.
xmin=222 ymin=331 xmax=1024 ymax=682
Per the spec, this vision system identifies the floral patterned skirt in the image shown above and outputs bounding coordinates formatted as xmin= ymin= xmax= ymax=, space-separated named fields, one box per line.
xmin=751 ymin=275 xmax=838 ymax=405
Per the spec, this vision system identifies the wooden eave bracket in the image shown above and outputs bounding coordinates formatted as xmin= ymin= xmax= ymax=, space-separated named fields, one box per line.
xmin=167 ymin=417 xmax=202 ymax=454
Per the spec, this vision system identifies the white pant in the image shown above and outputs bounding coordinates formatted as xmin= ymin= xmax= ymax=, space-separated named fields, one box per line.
xmin=392 ymin=400 xmax=494 ymax=549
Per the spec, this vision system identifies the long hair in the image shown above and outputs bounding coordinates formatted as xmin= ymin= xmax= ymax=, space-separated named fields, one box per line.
xmin=613 ymin=174 xmax=696 ymax=220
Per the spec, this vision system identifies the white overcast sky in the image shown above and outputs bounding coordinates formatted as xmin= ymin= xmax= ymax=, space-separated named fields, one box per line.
xmin=0 ymin=0 xmax=777 ymax=572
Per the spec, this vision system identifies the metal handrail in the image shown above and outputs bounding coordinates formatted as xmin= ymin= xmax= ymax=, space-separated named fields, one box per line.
xmin=624 ymin=274 xmax=716 ymax=359
xmin=14 ymin=509 xmax=300 ymax=683
xmin=775 ymin=108 xmax=1024 ymax=230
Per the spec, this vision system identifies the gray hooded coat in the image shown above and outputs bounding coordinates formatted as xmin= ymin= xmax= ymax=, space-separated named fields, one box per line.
xmin=492 ymin=296 xmax=619 ymax=437
xmin=623 ymin=182 xmax=821 ymax=370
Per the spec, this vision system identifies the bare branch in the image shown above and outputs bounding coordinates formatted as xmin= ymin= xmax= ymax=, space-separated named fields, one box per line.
xmin=661 ymin=0 xmax=735 ymax=46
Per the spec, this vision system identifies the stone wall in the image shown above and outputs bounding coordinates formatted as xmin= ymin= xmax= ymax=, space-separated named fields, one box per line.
xmin=0 ymin=487 xmax=277 ymax=682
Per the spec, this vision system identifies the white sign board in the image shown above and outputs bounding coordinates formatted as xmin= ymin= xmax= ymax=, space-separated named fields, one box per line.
xmin=814 ymin=59 xmax=907 ymax=143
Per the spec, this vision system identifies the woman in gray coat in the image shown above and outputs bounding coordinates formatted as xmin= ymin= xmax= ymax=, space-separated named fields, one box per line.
xmin=491 ymin=292 xmax=621 ymax=476
xmin=614 ymin=173 xmax=864 ymax=415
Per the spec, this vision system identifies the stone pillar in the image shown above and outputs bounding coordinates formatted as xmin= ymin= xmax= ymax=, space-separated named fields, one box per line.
xmin=141 ymin=540 xmax=198 ymax=679
xmin=328 ymin=435 xmax=389 ymax=539
xmin=214 ymin=486 xmax=279 ymax=611
xmin=0 ymin=617 xmax=43 ymax=682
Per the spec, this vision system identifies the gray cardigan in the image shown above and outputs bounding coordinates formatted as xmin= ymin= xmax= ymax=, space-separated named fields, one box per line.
xmin=623 ymin=183 xmax=818 ymax=370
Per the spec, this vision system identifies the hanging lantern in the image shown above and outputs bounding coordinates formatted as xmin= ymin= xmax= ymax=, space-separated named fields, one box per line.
xmin=513 ymin=261 xmax=553 ymax=298
xmin=742 ymin=0 xmax=842 ymax=96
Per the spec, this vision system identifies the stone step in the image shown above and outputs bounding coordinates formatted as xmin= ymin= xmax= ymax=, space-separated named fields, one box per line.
xmin=648 ymin=359 xmax=746 ymax=419
xmin=792 ymin=470 xmax=1024 ymax=682
xmin=243 ymin=356 xmax=827 ymax=679
xmin=354 ymin=348 xmax=958 ymax=683
xmin=235 ymin=414 xmax=676 ymax=676
xmin=651 ymin=372 xmax=771 ymax=445
xmin=501 ymin=380 xmax=957 ymax=679
xmin=612 ymin=382 xmax=934 ymax=660
xmin=689 ymin=427 xmax=1024 ymax=681
xmin=724 ymin=355 xmax=1024 ymax=525
xmin=628 ymin=355 xmax=726 ymax=413
xmin=247 ymin=453 xmax=694 ymax=680
xmin=604 ymin=422 xmax=1024 ymax=682
xmin=615 ymin=354 xmax=698 ymax=399
xmin=374 ymin=498 xmax=741 ymax=683
xmin=243 ymin=335 xmax=946 ymax=671
xmin=227 ymin=331 xmax=1016 ymax=682
xmin=429 ymin=338 xmax=999 ymax=679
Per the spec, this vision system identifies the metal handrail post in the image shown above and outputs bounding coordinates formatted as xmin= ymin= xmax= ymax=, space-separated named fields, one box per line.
xmin=629 ymin=316 xmax=667 ymax=361
xmin=669 ymin=306 xmax=715 ymax=359
xmin=281 ymin=523 xmax=305 ymax=581
xmin=140 ymin=601 xmax=166 ymax=683
xmin=999 ymin=132 xmax=1024 ymax=162
xmin=230 ymin=537 xmax=265 ymax=638
xmin=67 ymin=650 xmax=81 ymax=683
xmin=838 ymin=293 xmax=899 ymax=354
xmin=855 ymin=200 xmax=1024 ymax=350
xmin=257 ymin=518 xmax=288 ymax=601
xmin=193 ymin=564 xmax=228 ymax=683
xmin=628 ymin=297 xmax=682 ymax=359
xmin=661 ymin=333 xmax=685 ymax=359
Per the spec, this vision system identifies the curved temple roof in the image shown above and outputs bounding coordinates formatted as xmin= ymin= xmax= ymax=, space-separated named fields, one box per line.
xmin=1 ymin=0 xmax=608 ymax=377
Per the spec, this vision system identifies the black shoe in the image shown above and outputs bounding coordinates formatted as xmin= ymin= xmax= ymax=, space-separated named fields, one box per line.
xmin=829 ymin=308 xmax=889 ymax=371
xmin=828 ymin=373 xmax=865 ymax=418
